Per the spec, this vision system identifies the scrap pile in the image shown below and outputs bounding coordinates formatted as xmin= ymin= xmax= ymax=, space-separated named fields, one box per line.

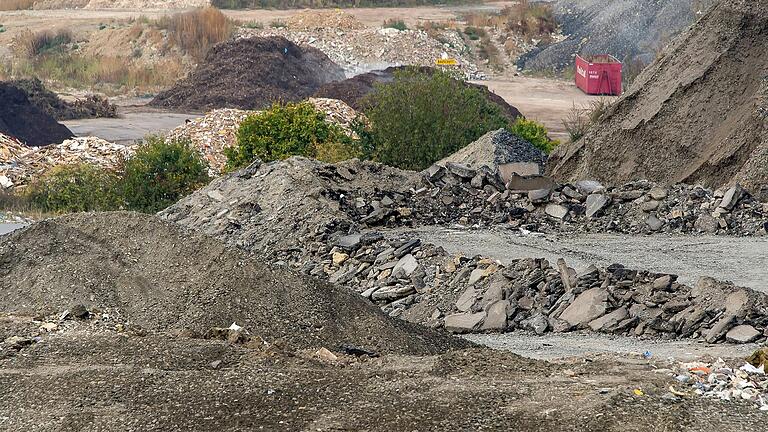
xmin=165 ymin=99 xmax=365 ymax=174
xmin=671 ymin=355 xmax=768 ymax=410
xmin=0 ymin=137 xmax=134 ymax=189
xmin=239 ymin=23 xmax=482 ymax=79
xmin=0 ymin=134 xmax=29 ymax=189
xmin=166 ymin=109 xmax=252 ymax=174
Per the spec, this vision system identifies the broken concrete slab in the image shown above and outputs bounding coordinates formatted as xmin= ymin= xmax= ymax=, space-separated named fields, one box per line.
xmin=588 ymin=306 xmax=628 ymax=332
xmin=558 ymin=287 xmax=608 ymax=329
xmin=480 ymin=300 xmax=509 ymax=331
xmin=585 ymin=193 xmax=610 ymax=218
xmin=545 ymin=204 xmax=568 ymax=219
xmin=392 ymin=254 xmax=418 ymax=278
xmin=725 ymin=324 xmax=761 ymax=344
xmin=444 ymin=312 xmax=485 ymax=333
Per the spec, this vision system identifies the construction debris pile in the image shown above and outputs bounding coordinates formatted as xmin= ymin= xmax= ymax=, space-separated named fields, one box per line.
xmin=671 ymin=356 xmax=768 ymax=411
xmin=150 ymin=36 xmax=345 ymax=111
xmin=239 ymin=14 xmax=482 ymax=79
xmin=165 ymin=98 xmax=365 ymax=174
xmin=0 ymin=137 xmax=134 ymax=189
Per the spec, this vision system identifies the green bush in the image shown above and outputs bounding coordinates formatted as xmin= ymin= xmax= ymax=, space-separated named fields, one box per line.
xmin=118 ymin=137 xmax=210 ymax=213
xmin=25 ymin=164 xmax=121 ymax=213
xmin=383 ymin=19 xmax=408 ymax=31
xmin=463 ymin=26 xmax=486 ymax=40
xmin=510 ymin=118 xmax=559 ymax=154
xmin=226 ymin=102 xmax=360 ymax=169
xmin=360 ymin=68 xmax=510 ymax=170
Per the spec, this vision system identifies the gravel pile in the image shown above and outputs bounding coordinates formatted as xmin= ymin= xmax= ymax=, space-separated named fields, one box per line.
xmin=438 ymin=129 xmax=546 ymax=175
xmin=150 ymin=37 xmax=345 ymax=111
xmin=0 ymin=212 xmax=465 ymax=355
xmin=0 ymin=82 xmax=73 ymax=147
xmin=518 ymin=0 xmax=717 ymax=73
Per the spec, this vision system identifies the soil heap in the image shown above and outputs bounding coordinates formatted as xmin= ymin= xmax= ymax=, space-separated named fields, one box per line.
xmin=548 ymin=0 xmax=768 ymax=198
xmin=518 ymin=0 xmax=717 ymax=72
xmin=0 ymin=82 xmax=73 ymax=147
xmin=150 ymin=36 xmax=345 ymax=111
xmin=9 ymin=78 xmax=117 ymax=121
xmin=0 ymin=212 xmax=463 ymax=355
xmin=314 ymin=66 xmax=523 ymax=122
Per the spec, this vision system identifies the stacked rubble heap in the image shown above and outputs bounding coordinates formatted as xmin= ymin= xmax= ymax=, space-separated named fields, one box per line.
xmin=549 ymin=0 xmax=768 ymax=199
xmin=0 ymin=212 xmax=466 ymax=355
xmin=150 ymin=36 xmax=345 ymax=111
xmin=0 ymin=82 xmax=73 ymax=147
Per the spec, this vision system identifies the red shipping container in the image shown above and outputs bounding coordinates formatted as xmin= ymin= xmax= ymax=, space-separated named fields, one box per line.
xmin=575 ymin=54 xmax=623 ymax=96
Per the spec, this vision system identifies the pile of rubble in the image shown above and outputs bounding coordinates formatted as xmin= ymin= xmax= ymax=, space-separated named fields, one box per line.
xmin=283 ymin=10 xmax=366 ymax=31
xmin=671 ymin=355 xmax=768 ymax=410
xmin=239 ymin=26 xmax=483 ymax=79
xmin=0 ymin=137 xmax=134 ymax=189
xmin=165 ymin=99 xmax=365 ymax=174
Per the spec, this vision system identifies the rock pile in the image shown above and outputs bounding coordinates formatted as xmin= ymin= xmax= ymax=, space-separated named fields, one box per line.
xmin=149 ymin=36 xmax=345 ymax=111
xmin=438 ymin=129 xmax=546 ymax=178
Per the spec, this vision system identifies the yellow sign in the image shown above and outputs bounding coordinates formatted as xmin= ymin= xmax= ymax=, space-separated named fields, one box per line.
xmin=435 ymin=58 xmax=459 ymax=66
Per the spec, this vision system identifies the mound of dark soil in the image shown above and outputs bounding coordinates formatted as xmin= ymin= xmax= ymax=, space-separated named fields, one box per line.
xmin=0 ymin=212 xmax=463 ymax=355
xmin=548 ymin=0 xmax=768 ymax=196
xmin=149 ymin=36 xmax=345 ymax=111
xmin=518 ymin=0 xmax=717 ymax=73
xmin=10 ymin=78 xmax=117 ymax=121
xmin=0 ymin=82 xmax=73 ymax=147
xmin=314 ymin=66 xmax=524 ymax=122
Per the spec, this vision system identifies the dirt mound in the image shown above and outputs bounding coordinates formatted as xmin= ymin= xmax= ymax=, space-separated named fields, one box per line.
xmin=314 ymin=67 xmax=524 ymax=122
xmin=9 ymin=79 xmax=117 ymax=121
xmin=518 ymin=0 xmax=717 ymax=72
xmin=150 ymin=36 xmax=345 ymax=111
xmin=0 ymin=212 xmax=463 ymax=355
xmin=548 ymin=0 xmax=768 ymax=197
xmin=0 ymin=83 xmax=73 ymax=147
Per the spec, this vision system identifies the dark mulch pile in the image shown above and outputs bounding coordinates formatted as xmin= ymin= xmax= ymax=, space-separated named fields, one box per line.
xmin=0 ymin=82 xmax=73 ymax=147
xmin=10 ymin=78 xmax=117 ymax=121
xmin=149 ymin=36 xmax=346 ymax=111
xmin=314 ymin=66 xmax=524 ymax=122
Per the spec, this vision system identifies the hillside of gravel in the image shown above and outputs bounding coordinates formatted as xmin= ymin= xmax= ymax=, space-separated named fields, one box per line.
xmin=548 ymin=0 xmax=768 ymax=199
xmin=314 ymin=67 xmax=523 ymax=122
xmin=150 ymin=37 xmax=345 ymax=111
xmin=0 ymin=82 xmax=73 ymax=147
xmin=519 ymin=0 xmax=717 ymax=73
xmin=0 ymin=212 xmax=464 ymax=355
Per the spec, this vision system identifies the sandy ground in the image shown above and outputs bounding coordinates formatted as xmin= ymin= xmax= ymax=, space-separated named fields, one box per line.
xmin=400 ymin=227 xmax=768 ymax=293
xmin=479 ymin=75 xmax=616 ymax=143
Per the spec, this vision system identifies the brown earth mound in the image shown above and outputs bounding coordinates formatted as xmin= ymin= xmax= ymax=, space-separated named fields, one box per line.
xmin=150 ymin=36 xmax=345 ymax=111
xmin=0 ymin=82 xmax=73 ymax=147
xmin=0 ymin=212 xmax=464 ymax=355
xmin=548 ymin=0 xmax=768 ymax=197
xmin=314 ymin=66 xmax=524 ymax=122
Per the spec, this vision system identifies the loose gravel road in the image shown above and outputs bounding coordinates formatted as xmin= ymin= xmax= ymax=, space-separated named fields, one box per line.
xmin=402 ymin=227 xmax=768 ymax=293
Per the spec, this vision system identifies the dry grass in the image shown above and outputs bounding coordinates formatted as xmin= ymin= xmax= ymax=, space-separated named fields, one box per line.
xmin=562 ymin=98 xmax=612 ymax=142
xmin=156 ymin=7 xmax=235 ymax=61
xmin=11 ymin=28 xmax=74 ymax=58
xmin=0 ymin=0 xmax=35 ymax=11
xmin=462 ymin=0 xmax=557 ymax=42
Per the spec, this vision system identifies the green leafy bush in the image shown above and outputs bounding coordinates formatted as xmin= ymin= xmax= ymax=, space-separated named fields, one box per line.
xmin=118 ymin=137 xmax=210 ymax=213
xmin=25 ymin=164 xmax=121 ymax=213
xmin=226 ymin=102 xmax=360 ymax=169
xmin=383 ymin=19 xmax=408 ymax=31
xmin=360 ymin=68 xmax=510 ymax=170
xmin=510 ymin=118 xmax=559 ymax=154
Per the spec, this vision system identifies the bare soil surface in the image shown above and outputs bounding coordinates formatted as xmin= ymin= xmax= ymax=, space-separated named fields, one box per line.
xmin=400 ymin=226 xmax=768 ymax=293
xmin=0 ymin=328 xmax=764 ymax=431
xmin=479 ymin=75 xmax=615 ymax=143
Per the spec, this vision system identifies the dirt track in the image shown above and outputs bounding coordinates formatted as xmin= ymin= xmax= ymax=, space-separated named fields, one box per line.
xmin=402 ymin=227 xmax=768 ymax=293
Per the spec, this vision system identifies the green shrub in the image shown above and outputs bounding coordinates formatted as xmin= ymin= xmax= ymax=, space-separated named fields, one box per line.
xmin=510 ymin=118 xmax=559 ymax=154
xmin=383 ymin=19 xmax=408 ymax=31
xmin=226 ymin=102 xmax=359 ymax=169
xmin=360 ymin=68 xmax=510 ymax=170
xmin=25 ymin=164 xmax=121 ymax=213
xmin=118 ymin=137 xmax=210 ymax=213
xmin=463 ymin=26 xmax=485 ymax=40
xmin=269 ymin=20 xmax=287 ymax=28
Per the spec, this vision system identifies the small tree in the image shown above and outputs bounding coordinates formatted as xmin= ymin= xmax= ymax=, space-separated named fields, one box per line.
xmin=510 ymin=118 xmax=559 ymax=154
xmin=26 ymin=164 xmax=120 ymax=213
xmin=118 ymin=136 xmax=210 ymax=213
xmin=361 ymin=68 xmax=510 ymax=170
xmin=226 ymin=102 xmax=359 ymax=169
